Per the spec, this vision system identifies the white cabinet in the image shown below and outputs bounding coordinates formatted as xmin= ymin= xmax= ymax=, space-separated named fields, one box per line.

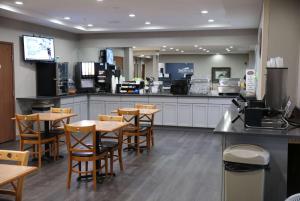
xmin=153 ymin=103 xmax=163 ymax=125
xmin=73 ymin=103 xmax=81 ymax=122
xmin=193 ymin=104 xmax=208 ymax=127
xmin=89 ymin=101 xmax=105 ymax=120
xmin=105 ymin=102 xmax=120 ymax=115
xmin=178 ymin=104 xmax=193 ymax=127
xmin=119 ymin=102 xmax=134 ymax=108
xmin=207 ymin=104 xmax=223 ymax=128
xmin=80 ymin=102 xmax=88 ymax=120
xmin=163 ymin=103 xmax=177 ymax=126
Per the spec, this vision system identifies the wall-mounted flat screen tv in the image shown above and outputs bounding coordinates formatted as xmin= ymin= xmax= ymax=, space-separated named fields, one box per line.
xmin=23 ymin=35 xmax=55 ymax=61
xmin=106 ymin=48 xmax=114 ymax=65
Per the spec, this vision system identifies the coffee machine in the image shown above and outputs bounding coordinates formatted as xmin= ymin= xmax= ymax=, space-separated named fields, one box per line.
xmin=75 ymin=62 xmax=96 ymax=93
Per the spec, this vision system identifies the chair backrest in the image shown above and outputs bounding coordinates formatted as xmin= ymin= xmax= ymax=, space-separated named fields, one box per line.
xmin=16 ymin=114 xmax=41 ymax=140
xmin=98 ymin=115 xmax=123 ymax=122
xmin=64 ymin=124 xmax=97 ymax=156
xmin=135 ymin=103 xmax=156 ymax=109
xmin=0 ymin=150 xmax=30 ymax=166
xmin=117 ymin=108 xmax=140 ymax=128
xmin=135 ymin=104 xmax=156 ymax=125
xmin=50 ymin=107 xmax=72 ymax=127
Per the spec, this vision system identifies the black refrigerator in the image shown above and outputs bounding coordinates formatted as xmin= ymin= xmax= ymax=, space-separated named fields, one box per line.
xmin=36 ymin=62 xmax=68 ymax=96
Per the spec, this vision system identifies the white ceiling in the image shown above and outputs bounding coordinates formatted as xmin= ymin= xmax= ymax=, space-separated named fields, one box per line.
xmin=0 ymin=0 xmax=262 ymax=33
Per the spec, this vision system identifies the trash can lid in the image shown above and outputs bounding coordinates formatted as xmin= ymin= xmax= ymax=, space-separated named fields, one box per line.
xmin=223 ymin=144 xmax=270 ymax=165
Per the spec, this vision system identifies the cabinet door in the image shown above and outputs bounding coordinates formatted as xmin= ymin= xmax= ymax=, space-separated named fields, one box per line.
xmin=105 ymin=102 xmax=120 ymax=115
xmin=207 ymin=104 xmax=222 ymax=128
xmin=193 ymin=104 xmax=208 ymax=127
xmin=153 ymin=103 xmax=163 ymax=126
xmin=119 ymin=102 xmax=134 ymax=108
xmin=163 ymin=103 xmax=177 ymax=126
xmin=178 ymin=104 xmax=193 ymax=127
xmin=73 ymin=103 xmax=81 ymax=122
xmin=89 ymin=101 xmax=105 ymax=120
xmin=80 ymin=102 xmax=88 ymax=120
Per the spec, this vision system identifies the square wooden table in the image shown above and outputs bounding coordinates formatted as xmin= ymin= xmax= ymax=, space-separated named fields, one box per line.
xmin=0 ymin=164 xmax=37 ymax=201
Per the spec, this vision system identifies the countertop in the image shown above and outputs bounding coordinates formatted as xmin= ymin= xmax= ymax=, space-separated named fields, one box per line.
xmin=213 ymin=104 xmax=300 ymax=138
xmin=16 ymin=92 xmax=238 ymax=101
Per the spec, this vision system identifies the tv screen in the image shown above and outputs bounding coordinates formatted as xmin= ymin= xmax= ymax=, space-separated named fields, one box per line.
xmin=23 ymin=35 xmax=55 ymax=61
xmin=106 ymin=49 xmax=114 ymax=65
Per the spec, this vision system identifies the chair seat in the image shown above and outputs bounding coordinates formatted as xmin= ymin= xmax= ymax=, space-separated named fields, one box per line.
xmin=72 ymin=146 xmax=108 ymax=157
xmin=49 ymin=129 xmax=65 ymax=135
xmin=100 ymin=141 xmax=118 ymax=150
xmin=140 ymin=124 xmax=152 ymax=129
xmin=22 ymin=132 xmax=57 ymax=140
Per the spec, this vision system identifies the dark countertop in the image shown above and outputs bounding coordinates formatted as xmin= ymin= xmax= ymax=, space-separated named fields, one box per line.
xmin=17 ymin=92 xmax=237 ymax=101
xmin=213 ymin=104 xmax=300 ymax=138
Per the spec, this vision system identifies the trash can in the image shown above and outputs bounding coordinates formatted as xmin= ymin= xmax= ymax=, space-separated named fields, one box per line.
xmin=32 ymin=103 xmax=53 ymax=113
xmin=223 ymin=144 xmax=270 ymax=201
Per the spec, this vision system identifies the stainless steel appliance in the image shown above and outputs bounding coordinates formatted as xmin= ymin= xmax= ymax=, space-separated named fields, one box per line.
xmin=189 ymin=78 xmax=210 ymax=95
xmin=36 ymin=62 xmax=68 ymax=96
xmin=218 ymin=78 xmax=241 ymax=95
xmin=265 ymin=67 xmax=288 ymax=111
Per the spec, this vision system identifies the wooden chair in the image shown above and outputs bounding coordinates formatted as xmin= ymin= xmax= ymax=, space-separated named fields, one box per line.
xmin=64 ymin=124 xmax=109 ymax=190
xmin=117 ymin=108 xmax=150 ymax=155
xmin=49 ymin=107 xmax=72 ymax=155
xmin=0 ymin=150 xmax=30 ymax=201
xmin=135 ymin=103 xmax=156 ymax=147
xmin=98 ymin=115 xmax=124 ymax=172
xmin=16 ymin=114 xmax=57 ymax=168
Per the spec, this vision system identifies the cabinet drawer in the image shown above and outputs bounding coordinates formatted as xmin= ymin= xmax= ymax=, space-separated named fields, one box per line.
xmin=208 ymin=98 xmax=232 ymax=105
xmin=178 ymin=97 xmax=208 ymax=104
xmin=74 ymin=96 xmax=88 ymax=103
xmin=60 ymin=97 xmax=73 ymax=105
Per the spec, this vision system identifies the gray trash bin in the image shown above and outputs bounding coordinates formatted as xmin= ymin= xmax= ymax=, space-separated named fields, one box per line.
xmin=223 ymin=144 xmax=270 ymax=201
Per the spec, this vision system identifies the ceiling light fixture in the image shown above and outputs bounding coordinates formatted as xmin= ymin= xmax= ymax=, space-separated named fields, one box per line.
xmin=162 ymin=45 xmax=167 ymax=48
xmin=170 ymin=47 xmax=174 ymax=50
xmin=201 ymin=10 xmax=208 ymax=14
xmin=140 ymin=54 xmax=145 ymax=57
xmin=145 ymin=21 xmax=151 ymax=25
xmin=74 ymin=26 xmax=86 ymax=31
xmin=49 ymin=19 xmax=64 ymax=25
xmin=229 ymin=46 xmax=234 ymax=49
xmin=132 ymin=46 xmax=136 ymax=49
xmin=181 ymin=50 xmax=184 ymax=53
xmin=15 ymin=1 xmax=23 ymax=5
xmin=194 ymin=45 xmax=198 ymax=48
xmin=175 ymin=49 xmax=179 ymax=51
xmin=206 ymin=50 xmax=210 ymax=53
xmin=87 ymin=24 xmax=93 ymax=27
xmin=202 ymin=48 xmax=206 ymax=51
xmin=208 ymin=19 xmax=215 ymax=23
xmin=64 ymin=17 xmax=71 ymax=20
xmin=129 ymin=13 xmax=136 ymax=18
xmin=97 ymin=0 xmax=104 ymax=2
xmin=198 ymin=47 xmax=202 ymax=50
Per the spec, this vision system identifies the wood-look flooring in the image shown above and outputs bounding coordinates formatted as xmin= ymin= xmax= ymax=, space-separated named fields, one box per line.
xmin=0 ymin=127 xmax=222 ymax=201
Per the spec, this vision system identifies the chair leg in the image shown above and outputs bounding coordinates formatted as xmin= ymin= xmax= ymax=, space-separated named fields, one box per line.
xmin=56 ymin=137 xmax=60 ymax=160
xmin=15 ymin=177 xmax=25 ymax=201
xmin=104 ymin=156 xmax=108 ymax=176
xmin=32 ymin=145 xmax=36 ymax=158
xmin=85 ymin=161 xmax=89 ymax=176
xmin=110 ymin=149 xmax=114 ymax=176
xmin=93 ymin=161 xmax=97 ymax=191
xmin=37 ymin=144 xmax=42 ymax=168
xmin=151 ymin=129 xmax=154 ymax=147
xmin=78 ymin=162 xmax=82 ymax=177
xmin=67 ymin=158 xmax=72 ymax=189
xmin=118 ymin=144 xmax=124 ymax=171
xmin=136 ymin=136 xmax=140 ymax=156
xmin=146 ymin=130 xmax=151 ymax=151
xmin=127 ymin=136 xmax=132 ymax=149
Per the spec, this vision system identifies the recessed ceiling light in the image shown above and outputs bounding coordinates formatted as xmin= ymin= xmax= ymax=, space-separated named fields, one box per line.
xmin=194 ymin=45 xmax=198 ymax=48
xmin=97 ymin=0 xmax=103 ymax=2
xmin=181 ymin=50 xmax=184 ymax=53
xmin=129 ymin=13 xmax=136 ymax=18
xmin=74 ymin=26 xmax=86 ymax=31
xmin=15 ymin=1 xmax=23 ymax=5
xmin=175 ymin=49 xmax=179 ymax=51
xmin=206 ymin=50 xmax=210 ymax=53
xmin=203 ymin=48 xmax=206 ymax=51
xmin=132 ymin=46 xmax=136 ymax=49
xmin=162 ymin=45 xmax=167 ymax=48
xmin=87 ymin=24 xmax=93 ymax=27
xmin=198 ymin=47 xmax=202 ymax=50
xmin=140 ymin=54 xmax=145 ymax=57
xmin=201 ymin=10 xmax=208 ymax=14
xmin=226 ymin=48 xmax=231 ymax=52
xmin=64 ymin=17 xmax=71 ymax=20
xmin=145 ymin=21 xmax=151 ymax=25
xmin=229 ymin=46 xmax=234 ymax=49
xmin=49 ymin=19 xmax=64 ymax=25
xmin=208 ymin=19 xmax=215 ymax=23
xmin=169 ymin=47 xmax=174 ymax=50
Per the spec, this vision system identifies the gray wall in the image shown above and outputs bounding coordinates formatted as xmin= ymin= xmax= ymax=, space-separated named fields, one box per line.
xmin=0 ymin=16 xmax=79 ymax=97
xmin=159 ymin=54 xmax=249 ymax=80
xmin=267 ymin=0 xmax=300 ymax=103
xmin=0 ymin=16 xmax=79 ymax=112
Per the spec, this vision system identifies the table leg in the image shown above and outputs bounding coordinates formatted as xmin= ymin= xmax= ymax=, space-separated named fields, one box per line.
xmin=15 ymin=177 xmax=24 ymax=201
xmin=44 ymin=121 xmax=51 ymax=158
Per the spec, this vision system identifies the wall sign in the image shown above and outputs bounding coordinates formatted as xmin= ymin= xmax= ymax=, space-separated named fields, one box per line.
xmin=165 ymin=63 xmax=194 ymax=80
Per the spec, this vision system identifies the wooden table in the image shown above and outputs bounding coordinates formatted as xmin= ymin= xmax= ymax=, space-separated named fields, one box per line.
xmin=0 ymin=164 xmax=37 ymax=201
xmin=112 ymin=108 xmax=160 ymax=116
xmin=68 ymin=120 xmax=129 ymax=179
